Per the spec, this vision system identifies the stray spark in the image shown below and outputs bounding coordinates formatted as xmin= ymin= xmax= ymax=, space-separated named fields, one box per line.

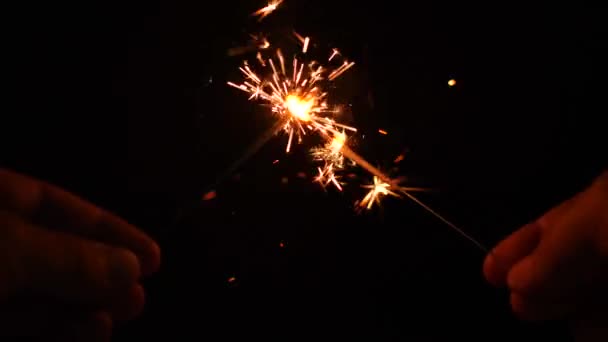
xmin=252 ymin=0 xmax=283 ymax=21
xmin=359 ymin=176 xmax=400 ymax=209
xmin=315 ymin=164 xmax=343 ymax=191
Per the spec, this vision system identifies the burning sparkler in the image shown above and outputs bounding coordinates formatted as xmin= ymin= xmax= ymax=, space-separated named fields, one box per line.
xmin=227 ymin=31 xmax=435 ymax=214
xmin=222 ymin=25 xmax=490 ymax=253
xmin=227 ymin=34 xmax=356 ymax=154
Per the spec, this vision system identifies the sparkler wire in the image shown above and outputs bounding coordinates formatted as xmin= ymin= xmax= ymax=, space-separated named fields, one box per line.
xmin=341 ymin=142 xmax=489 ymax=253
xmin=398 ymin=190 xmax=490 ymax=253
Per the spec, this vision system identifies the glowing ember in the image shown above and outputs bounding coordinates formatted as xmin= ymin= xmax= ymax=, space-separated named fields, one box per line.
xmin=285 ymin=94 xmax=313 ymax=121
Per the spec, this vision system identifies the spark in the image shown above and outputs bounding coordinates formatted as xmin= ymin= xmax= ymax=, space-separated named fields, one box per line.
xmin=315 ymin=164 xmax=343 ymax=191
xmin=227 ymin=34 xmax=270 ymax=57
xmin=378 ymin=129 xmax=388 ymax=135
xmin=448 ymin=79 xmax=457 ymax=87
xmin=359 ymin=176 xmax=400 ymax=209
xmin=310 ymin=131 xmax=355 ymax=191
xmin=329 ymin=48 xmax=340 ymax=61
xmin=311 ymin=131 xmax=347 ymax=169
xmin=227 ymin=35 xmax=356 ymax=153
xmin=252 ymin=0 xmax=283 ymax=21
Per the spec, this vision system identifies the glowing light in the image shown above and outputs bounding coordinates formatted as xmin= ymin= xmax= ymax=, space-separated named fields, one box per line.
xmin=448 ymin=79 xmax=457 ymax=87
xmin=252 ymin=0 xmax=283 ymax=21
xmin=378 ymin=129 xmax=388 ymax=135
xmin=329 ymin=131 xmax=346 ymax=152
xmin=203 ymin=190 xmax=217 ymax=201
xmin=360 ymin=176 xmax=400 ymax=209
xmin=227 ymin=34 xmax=356 ymax=153
xmin=285 ymin=94 xmax=313 ymax=121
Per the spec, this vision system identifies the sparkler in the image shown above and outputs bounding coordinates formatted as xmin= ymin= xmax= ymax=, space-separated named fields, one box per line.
xmin=225 ymin=27 xmax=488 ymax=253
xmin=227 ymin=32 xmax=404 ymax=209
xmin=227 ymin=32 xmax=436 ymax=212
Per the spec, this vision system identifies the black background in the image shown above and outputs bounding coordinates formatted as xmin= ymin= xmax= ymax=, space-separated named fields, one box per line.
xmin=4 ymin=1 xmax=607 ymax=340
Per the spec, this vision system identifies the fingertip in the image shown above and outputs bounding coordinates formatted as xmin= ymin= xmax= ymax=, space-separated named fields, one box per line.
xmin=483 ymin=251 xmax=505 ymax=287
xmin=109 ymin=249 xmax=141 ymax=286
xmin=125 ymin=284 xmax=146 ymax=321
xmin=142 ymin=240 xmax=161 ymax=276
xmin=510 ymin=293 xmax=531 ymax=320
xmin=110 ymin=284 xmax=146 ymax=322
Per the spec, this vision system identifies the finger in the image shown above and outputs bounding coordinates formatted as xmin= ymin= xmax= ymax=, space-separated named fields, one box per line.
xmin=484 ymin=222 xmax=540 ymax=287
xmin=484 ymin=192 xmax=580 ymax=288
xmin=0 ymin=305 xmax=112 ymax=342
xmin=0 ymin=211 xmax=140 ymax=305
xmin=0 ymin=168 xmax=160 ymax=275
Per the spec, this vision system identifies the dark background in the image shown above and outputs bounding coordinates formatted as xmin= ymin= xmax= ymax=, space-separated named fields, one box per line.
xmin=4 ymin=1 xmax=607 ymax=340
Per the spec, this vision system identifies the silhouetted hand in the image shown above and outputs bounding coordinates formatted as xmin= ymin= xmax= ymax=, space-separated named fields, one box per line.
xmin=483 ymin=171 xmax=607 ymax=341
xmin=0 ymin=168 xmax=161 ymax=341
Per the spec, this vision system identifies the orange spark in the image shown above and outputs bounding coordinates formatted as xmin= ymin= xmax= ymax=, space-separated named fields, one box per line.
xmin=251 ymin=0 xmax=283 ymax=21
xmin=378 ymin=129 xmax=388 ymax=135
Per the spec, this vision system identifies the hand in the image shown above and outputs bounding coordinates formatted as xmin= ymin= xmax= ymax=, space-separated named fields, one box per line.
xmin=0 ymin=168 xmax=161 ymax=341
xmin=483 ymin=171 xmax=608 ymax=340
